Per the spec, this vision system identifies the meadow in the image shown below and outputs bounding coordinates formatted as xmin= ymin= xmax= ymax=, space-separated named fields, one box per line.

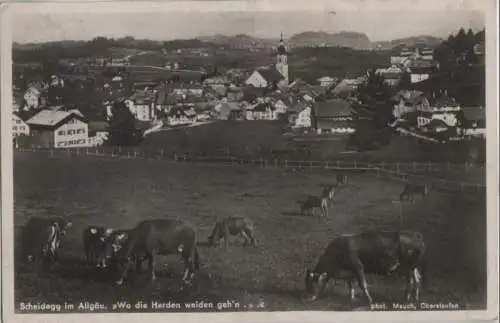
xmin=14 ymin=151 xmax=486 ymax=311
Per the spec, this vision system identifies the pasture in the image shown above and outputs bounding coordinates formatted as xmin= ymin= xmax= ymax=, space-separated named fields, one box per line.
xmin=14 ymin=152 xmax=486 ymax=311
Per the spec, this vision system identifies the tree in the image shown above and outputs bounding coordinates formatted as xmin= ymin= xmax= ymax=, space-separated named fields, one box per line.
xmin=105 ymin=101 xmax=144 ymax=146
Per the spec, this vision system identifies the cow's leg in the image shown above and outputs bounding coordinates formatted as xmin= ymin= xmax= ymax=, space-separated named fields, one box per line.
xmin=181 ymin=250 xmax=194 ymax=284
xmin=116 ymin=257 xmax=133 ymax=285
xmin=136 ymin=254 xmax=143 ymax=273
xmin=240 ymin=230 xmax=250 ymax=245
xmin=245 ymin=229 xmax=257 ymax=247
xmin=148 ymin=252 xmax=157 ymax=282
xmin=406 ymin=272 xmax=415 ymax=302
xmin=310 ymin=273 xmax=328 ymax=301
xmin=353 ymin=262 xmax=373 ymax=305
xmin=348 ymin=278 xmax=356 ymax=302
xmin=413 ymin=267 xmax=422 ymax=303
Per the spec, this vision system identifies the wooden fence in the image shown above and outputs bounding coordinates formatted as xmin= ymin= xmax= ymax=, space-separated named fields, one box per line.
xmin=15 ymin=147 xmax=486 ymax=195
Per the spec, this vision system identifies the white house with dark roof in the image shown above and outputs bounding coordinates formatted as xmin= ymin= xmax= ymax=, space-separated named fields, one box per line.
xmin=12 ymin=113 xmax=30 ymax=137
xmin=26 ymin=108 xmax=90 ymax=148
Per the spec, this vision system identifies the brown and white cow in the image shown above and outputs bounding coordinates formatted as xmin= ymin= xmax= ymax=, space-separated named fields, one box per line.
xmin=208 ymin=216 xmax=257 ymax=247
xmin=305 ymin=231 xmax=426 ymax=305
xmin=100 ymin=219 xmax=200 ymax=286
xmin=20 ymin=216 xmax=73 ymax=264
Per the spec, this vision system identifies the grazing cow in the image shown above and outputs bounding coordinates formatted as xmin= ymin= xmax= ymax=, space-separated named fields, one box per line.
xmin=101 ymin=219 xmax=200 ymax=286
xmin=20 ymin=216 xmax=72 ymax=264
xmin=300 ymin=196 xmax=328 ymax=217
xmin=304 ymin=231 xmax=426 ymax=305
xmin=208 ymin=216 xmax=257 ymax=247
xmin=336 ymin=173 xmax=348 ymax=185
xmin=399 ymin=183 xmax=428 ymax=203
xmin=82 ymin=226 xmax=115 ymax=267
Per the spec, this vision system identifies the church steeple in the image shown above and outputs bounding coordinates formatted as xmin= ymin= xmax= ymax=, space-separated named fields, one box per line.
xmin=276 ymin=32 xmax=289 ymax=85
xmin=277 ymin=32 xmax=287 ymax=55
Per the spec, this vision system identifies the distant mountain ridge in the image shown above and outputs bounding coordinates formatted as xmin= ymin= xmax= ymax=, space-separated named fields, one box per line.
xmin=199 ymin=32 xmax=443 ymax=50
xmin=14 ymin=32 xmax=445 ymax=51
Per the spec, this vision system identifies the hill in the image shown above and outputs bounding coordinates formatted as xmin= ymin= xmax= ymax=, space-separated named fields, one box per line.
xmin=373 ymin=35 xmax=443 ymax=50
xmin=289 ymin=31 xmax=373 ymax=50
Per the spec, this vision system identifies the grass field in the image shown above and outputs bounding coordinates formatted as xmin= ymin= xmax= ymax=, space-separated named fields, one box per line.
xmin=14 ymin=152 xmax=487 ymax=312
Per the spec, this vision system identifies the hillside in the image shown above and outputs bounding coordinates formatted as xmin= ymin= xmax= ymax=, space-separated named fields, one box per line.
xmin=289 ymin=31 xmax=373 ymax=50
xmin=373 ymin=35 xmax=443 ymax=50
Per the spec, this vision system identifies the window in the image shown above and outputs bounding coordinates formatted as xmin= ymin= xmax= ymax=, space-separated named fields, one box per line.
xmin=13 ymin=126 xmax=17 ymax=131
xmin=57 ymin=130 xmax=65 ymax=136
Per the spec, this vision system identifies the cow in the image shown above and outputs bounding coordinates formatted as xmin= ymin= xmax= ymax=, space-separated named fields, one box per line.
xmin=300 ymin=196 xmax=328 ymax=217
xmin=304 ymin=231 xmax=426 ymax=306
xmin=20 ymin=216 xmax=73 ymax=264
xmin=399 ymin=183 xmax=428 ymax=203
xmin=99 ymin=219 xmax=200 ymax=286
xmin=82 ymin=226 xmax=115 ymax=267
xmin=336 ymin=173 xmax=348 ymax=185
xmin=207 ymin=216 xmax=257 ymax=248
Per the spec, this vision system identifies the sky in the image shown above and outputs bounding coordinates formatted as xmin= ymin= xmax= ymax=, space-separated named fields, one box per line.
xmin=11 ymin=2 xmax=486 ymax=44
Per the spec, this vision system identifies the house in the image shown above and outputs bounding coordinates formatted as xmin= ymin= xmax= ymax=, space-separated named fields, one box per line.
xmin=391 ymin=90 xmax=430 ymax=121
xmin=289 ymin=79 xmax=326 ymax=102
xmin=245 ymin=67 xmax=285 ymax=89
xmin=314 ymin=99 xmax=356 ymax=134
xmin=217 ymin=102 xmax=242 ymax=120
xmin=168 ymin=106 xmax=197 ymax=125
xmin=25 ymin=109 xmax=90 ymax=148
xmin=317 ymin=76 xmax=337 ymax=88
xmin=407 ymin=59 xmax=438 ymax=84
xmin=375 ymin=65 xmax=404 ymax=87
xmin=420 ymin=48 xmax=434 ymax=60
xmin=244 ymin=102 xmax=277 ymax=121
xmin=461 ymin=107 xmax=486 ymax=137
xmin=226 ymin=85 xmax=244 ymax=102
xmin=203 ymin=76 xmax=229 ymax=85
xmin=12 ymin=112 xmax=30 ymax=138
xmin=287 ymin=101 xmax=312 ymax=129
xmin=410 ymin=94 xmax=460 ymax=128
xmin=330 ymin=78 xmax=362 ymax=97
xmin=126 ymin=90 xmax=157 ymax=122
xmin=172 ymin=84 xmax=204 ymax=98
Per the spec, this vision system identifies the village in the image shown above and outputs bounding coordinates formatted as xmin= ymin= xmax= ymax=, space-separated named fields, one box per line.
xmin=11 ymin=30 xmax=485 ymax=153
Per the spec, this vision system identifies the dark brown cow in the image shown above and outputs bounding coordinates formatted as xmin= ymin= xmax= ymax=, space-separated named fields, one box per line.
xmin=300 ymin=196 xmax=328 ymax=217
xmin=336 ymin=173 xmax=348 ymax=185
xmin=20 ymin=216 xmax=72 ymax=264
xmin=208 ymin=216 xmax=257 ymax=247
xmin=399 ymin=183 xmax=428 ymax=203
xmin=305 ymin=231 xmax=426 ymax=305
xmin=82 ymin=226 xmax=114 ymax=267
xmin=101 ymin=219 xmax=200 ymax=286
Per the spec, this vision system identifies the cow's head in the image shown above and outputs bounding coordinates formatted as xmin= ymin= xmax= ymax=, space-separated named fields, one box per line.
xmin=56 ymin=220 xmax=72 ymax=236
xmin=97 ymin=231 xmax=129 ymax=267
xmin=304 ymin=269 xmax=327 ymax=301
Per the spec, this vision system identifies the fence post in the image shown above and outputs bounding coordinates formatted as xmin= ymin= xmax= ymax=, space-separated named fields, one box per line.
xmin=428 ymin=162 xmax=432 ymax=172
xmin=274 ymin=159 xmax=278 ymax=168
xmin=380 ymin=162 xmax=384 ymax=170
xmin=412 ymin=162 xmax=416 ymax=172
xmin=460 ymin=182 xmax=464 ymax=192
xmin=354 ymin=160 xmax=357 ymax=169
xmin=325 ymin=161 xmax=329 ymax=169
xmin=337 ymin=160 xmax=340 ymax=169
xmin=160 ymin=149 xmax=164 ymax=158
xmin=396 ymin=163 xmax=400 ymax=173
xmin=285 ymin=160 xmax=288 ymax=168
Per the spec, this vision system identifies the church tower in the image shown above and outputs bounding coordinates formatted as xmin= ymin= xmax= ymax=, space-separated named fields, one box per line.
xmin=276 ymin=32 xmax=289 ymax=85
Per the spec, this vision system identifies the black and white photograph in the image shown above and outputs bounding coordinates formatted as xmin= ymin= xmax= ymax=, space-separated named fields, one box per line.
xmin=1 ymin=0 xmax=498 ymax=321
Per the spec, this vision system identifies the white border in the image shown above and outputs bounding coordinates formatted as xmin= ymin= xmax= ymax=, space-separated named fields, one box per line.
xmin=2 ymin=1 xmax=498 ymax=323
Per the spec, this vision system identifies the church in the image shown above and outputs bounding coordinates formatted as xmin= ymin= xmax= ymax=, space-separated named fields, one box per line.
xmin=245 ymin=33 xmax=289 ymax=89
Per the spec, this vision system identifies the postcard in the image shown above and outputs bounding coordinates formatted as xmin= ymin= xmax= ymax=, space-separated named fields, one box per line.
xmin=1 ymin=0 xmax=498 ymax=322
